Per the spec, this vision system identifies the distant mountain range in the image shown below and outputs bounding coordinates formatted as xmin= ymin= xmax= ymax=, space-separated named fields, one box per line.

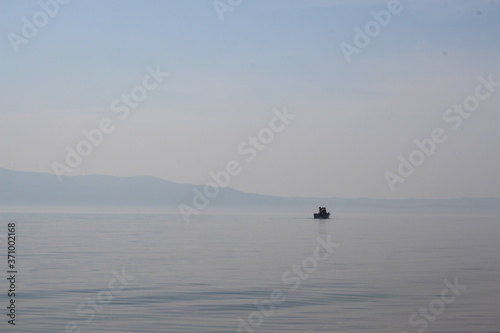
xmin=1 ymin=168 xmax=499 ymax=213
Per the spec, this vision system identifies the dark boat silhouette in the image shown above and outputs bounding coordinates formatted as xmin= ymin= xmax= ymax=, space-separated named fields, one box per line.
xmin=314 ymin=207 xmax=330 ymax=219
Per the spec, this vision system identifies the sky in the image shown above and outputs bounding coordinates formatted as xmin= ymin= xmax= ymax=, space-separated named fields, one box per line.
xmin=0 ymin=0 xmax=499 ymax=200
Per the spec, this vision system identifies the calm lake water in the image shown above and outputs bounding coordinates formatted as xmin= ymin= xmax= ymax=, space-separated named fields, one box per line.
xmin=0 ymin=211 xmax=499 ymax=332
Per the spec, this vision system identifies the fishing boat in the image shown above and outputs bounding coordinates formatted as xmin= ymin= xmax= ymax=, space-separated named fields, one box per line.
xmin=314 ymin=207 xmax=330 ymax=219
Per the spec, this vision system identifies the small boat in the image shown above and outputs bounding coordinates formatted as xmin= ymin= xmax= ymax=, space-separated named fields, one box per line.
xmin=314 ymin=207 xmax=330 ymax=219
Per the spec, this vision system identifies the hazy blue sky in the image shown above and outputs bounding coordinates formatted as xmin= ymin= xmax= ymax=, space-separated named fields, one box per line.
xmin=1 ymin=0 xmax=499 ymax=199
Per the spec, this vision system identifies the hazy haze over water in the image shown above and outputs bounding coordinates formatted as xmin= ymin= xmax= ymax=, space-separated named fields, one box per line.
xmin=1 ymin=1 xmax=499 ymax=332
xmin=1 ymin=1 xmax=500 ymax=199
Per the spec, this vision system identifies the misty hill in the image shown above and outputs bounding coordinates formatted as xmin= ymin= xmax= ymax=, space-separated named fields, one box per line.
xmin=0 ymin=168 xmax=499 ymax=212
xmin=0 ymin=168 xmax=304 ymax=210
